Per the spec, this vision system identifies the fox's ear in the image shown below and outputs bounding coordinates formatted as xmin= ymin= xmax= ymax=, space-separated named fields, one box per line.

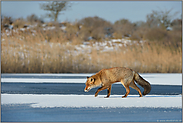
xmin=87 ymin=76 xmax=89 ymax=79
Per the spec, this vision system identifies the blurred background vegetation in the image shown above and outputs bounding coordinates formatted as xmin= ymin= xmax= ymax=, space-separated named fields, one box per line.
xmin=1 ymin=2 xmax=182 ymax=73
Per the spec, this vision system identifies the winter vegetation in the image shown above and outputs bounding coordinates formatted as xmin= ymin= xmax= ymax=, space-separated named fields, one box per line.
xmin=1 ymin=8 xmax=182 ymax=73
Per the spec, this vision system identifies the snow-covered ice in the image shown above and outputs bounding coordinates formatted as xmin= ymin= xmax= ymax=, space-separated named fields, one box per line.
xmin=1 ymin=94 xmax=181 ymax=108
xmin=1 ymin=73 xmax=182 ymax=122
xmin=1 ymin=73 xmax=182 ymax=85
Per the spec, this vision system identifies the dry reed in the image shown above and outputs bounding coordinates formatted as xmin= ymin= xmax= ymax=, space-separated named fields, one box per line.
xmin=1 ymin=29 xmax=182 ymax=73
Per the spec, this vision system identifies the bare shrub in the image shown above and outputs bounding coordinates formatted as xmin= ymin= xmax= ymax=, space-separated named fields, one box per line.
xmin=113 ymin=19 xmax=135 ymax=38
xmin=171 ymin=19 xmax=182 ymax=31
xmin=2 ymin=16 xmax=13 ymax=25
xmin=144 ymin=28 xmax=168 ymax=41
xmin=78 ymin=16 xmax=113 ymax=41
xmin=65 ymin=23 xmax=80 ymax=42
xmin=27 ymin=14 xmax=44 ymax=24
xmin=13 ymin=18 xmax=27 ymax=29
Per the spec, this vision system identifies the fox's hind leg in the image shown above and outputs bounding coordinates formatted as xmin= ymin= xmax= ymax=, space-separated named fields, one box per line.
xmin=129 ymin=80 xmax=142 ymax=97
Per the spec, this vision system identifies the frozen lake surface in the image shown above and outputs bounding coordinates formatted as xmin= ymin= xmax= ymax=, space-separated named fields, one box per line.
xmin=2 ymin=104 xmax=181 ymax=122
xmin=1 ymin=73 xmax=181 ymax=85
xmin=1 ymin=73 xmax=182 ymax=122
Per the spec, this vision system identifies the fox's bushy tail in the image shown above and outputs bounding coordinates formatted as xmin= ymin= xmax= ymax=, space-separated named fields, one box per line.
xmin=134 ymin=72 xmax=151 ymax=95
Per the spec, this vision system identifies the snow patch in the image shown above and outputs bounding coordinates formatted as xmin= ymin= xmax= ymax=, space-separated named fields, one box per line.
xmin=1 ymin=73 xmax=182 ymax=85
xmin=1 ymin=94 xmax=181 ymax=108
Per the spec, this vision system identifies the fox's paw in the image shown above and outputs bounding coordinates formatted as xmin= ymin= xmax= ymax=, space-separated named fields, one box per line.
xmin=104 ymin=96 xmax=109 ymax=98
xmin=122 ymin=96 xmax=126 ymax=98
xmin=95 ymin=94 xmax=98 ymax=97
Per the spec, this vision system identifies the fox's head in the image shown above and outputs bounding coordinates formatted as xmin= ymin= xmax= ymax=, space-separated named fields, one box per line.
xmin=84 ymin=76 xmax=97 ymax=92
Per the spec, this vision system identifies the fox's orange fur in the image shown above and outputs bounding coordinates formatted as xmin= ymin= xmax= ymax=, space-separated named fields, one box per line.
xmin=84 ymin=67 xmax=151 ymax=98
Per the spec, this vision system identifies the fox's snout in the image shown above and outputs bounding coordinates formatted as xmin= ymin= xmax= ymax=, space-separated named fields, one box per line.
xmin=84 ymin=86 xmax=91 ymax=92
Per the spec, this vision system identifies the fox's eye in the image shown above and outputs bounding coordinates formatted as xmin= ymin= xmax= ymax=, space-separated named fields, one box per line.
xmin=90 ymin=78 xmax=93 ymax=81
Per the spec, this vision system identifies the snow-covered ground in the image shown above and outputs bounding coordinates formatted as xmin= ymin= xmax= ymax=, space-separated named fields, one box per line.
xmin=1 ymin=73 xmax=182 ymax=85
xmin=1 ymin=94 xmax=181 ymax=108
xmin=1 ymin=73 xmax=182 ymax=108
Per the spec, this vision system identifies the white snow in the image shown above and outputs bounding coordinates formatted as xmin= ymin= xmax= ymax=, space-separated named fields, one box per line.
xmin=1 ymin=74 xmax=182 ymax=109
xmin=1 ymin=73 xmax=182 ymax=85
xmin=73 ymin=38 xmax=141 ymax=53
xmin=139 ymin=73 xmax=182 ymax=85
xmin=1 ymin=78 xmax=85 ymax=83
xmin=2 ymin=73 xmax=93 ymax=76
xmin=1 ymin=94 xmax=181 ymax=108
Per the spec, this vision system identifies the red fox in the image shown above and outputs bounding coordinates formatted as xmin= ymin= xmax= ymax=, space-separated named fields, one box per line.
xmin=84 ymin=67 xmax=151 ymax=98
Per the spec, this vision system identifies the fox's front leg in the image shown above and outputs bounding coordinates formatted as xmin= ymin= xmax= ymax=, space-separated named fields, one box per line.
xmin=95 ymin=86 xmax=108 ymax=97
xmin=105 ymin=85 xmax=112 ymax=98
